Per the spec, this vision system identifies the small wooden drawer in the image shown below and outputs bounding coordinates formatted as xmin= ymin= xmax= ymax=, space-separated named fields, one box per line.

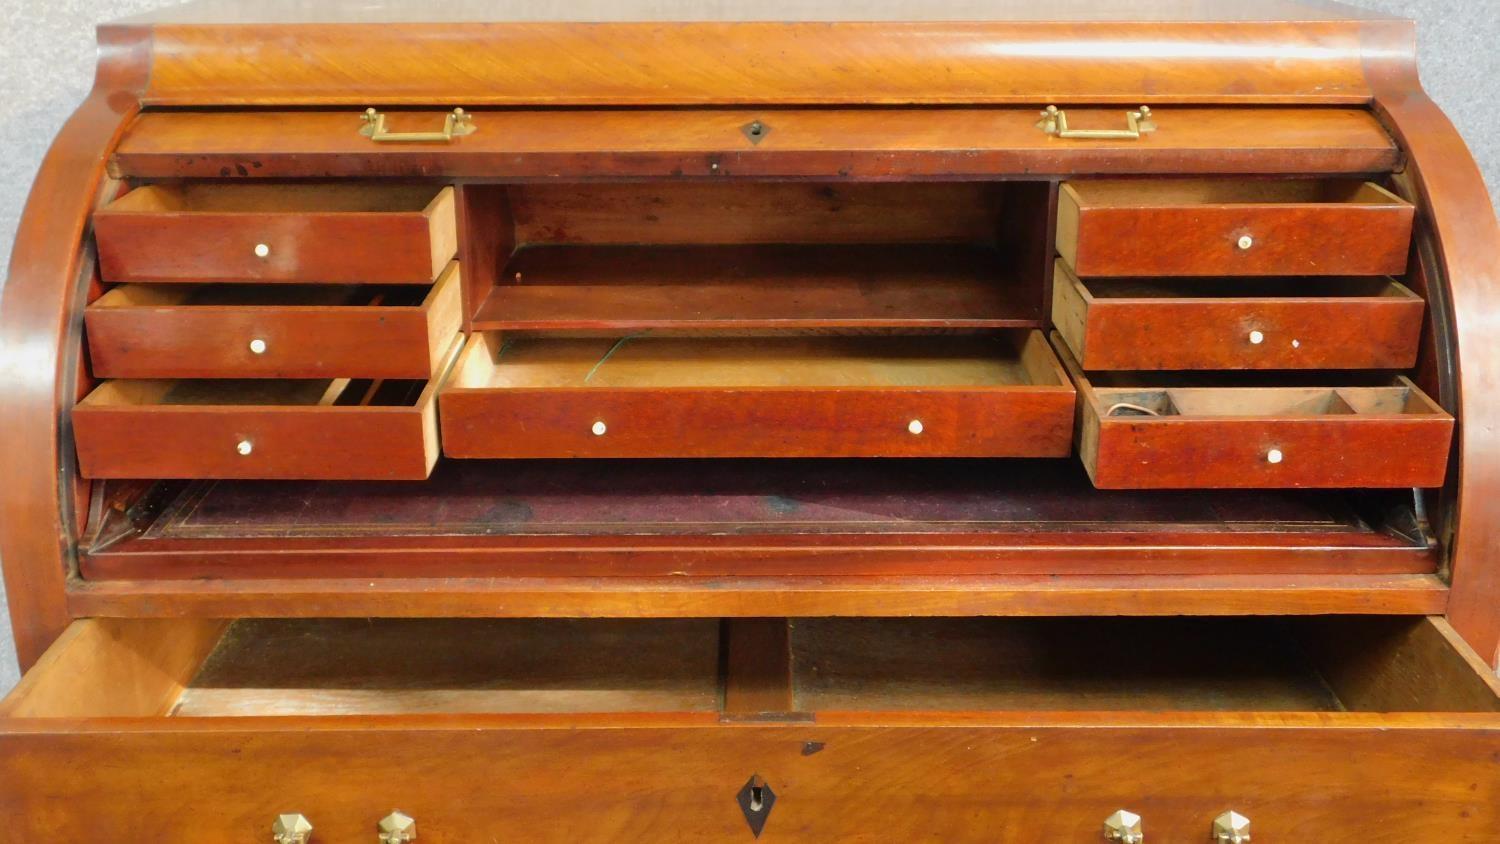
xmin=1059 ymin=336 xmax=1454 ymax=489
xmin=2 ymin=616 xmax=1498 ymax=841
xmin=72 ymin=342 xmax=457 ymax=480
xmin=94 ymin=183 xmax=457 ymax=284
xmin=85 ymin=262 xmax=463 ymax=379
xmin=1052 ymin=261 xmax=1425 ymax=370
xmin=439 ymin=331 xmax=1076 ymax=459
xmin=1057 ymin=179 xmax=1414 ymax=277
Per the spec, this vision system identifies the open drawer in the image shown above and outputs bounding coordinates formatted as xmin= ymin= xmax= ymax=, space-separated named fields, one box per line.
xmin=85 ymin=263 xmax=462 ymax=379
xmin=94 ymin=184 xmax=457 ymax=284
xmin=1057 ymin=179 xmax=1414 ymax=277
xmin=1052 ymin=260 xmax=1425 ymax=370
xmin=1057 ymin=334 xmax=1454 ymax=489
xmin=1 ymin=615 xmax=1497 ymax=841
xmin=72 ymin=338 xmax=457 ymax=480
xmin=439 ymin=331 xmax=1076 ymax=459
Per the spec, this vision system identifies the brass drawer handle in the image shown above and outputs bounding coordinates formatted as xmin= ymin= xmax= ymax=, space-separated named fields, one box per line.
xmin=1037 ymin=105 xmax=1156 ymax=140
xmin=360 ymin=108 xmax=476 ymax=143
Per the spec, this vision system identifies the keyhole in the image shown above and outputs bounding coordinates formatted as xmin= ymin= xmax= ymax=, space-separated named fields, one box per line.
xmin=736 ymin=774 xmax=777 ymax=838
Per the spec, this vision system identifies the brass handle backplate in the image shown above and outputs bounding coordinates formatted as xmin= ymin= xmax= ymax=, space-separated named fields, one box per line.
xmin=360 ymin=108 xmax=476 ymax=143
xmin=1036 ymin=105 xmax=1156 ymax=140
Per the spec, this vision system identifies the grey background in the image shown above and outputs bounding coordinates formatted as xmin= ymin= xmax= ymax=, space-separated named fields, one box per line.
xmin=0 ymin=0 xmax=1497 ymax=694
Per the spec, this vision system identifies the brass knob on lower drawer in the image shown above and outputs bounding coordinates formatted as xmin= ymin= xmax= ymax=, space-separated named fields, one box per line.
xmin=1213 ymin=811 xmax=1251 ymax=843
xmin=272 ymin=813 xmax=313 ymax=844
xmin=378 ymin=810 xmax=417 ymax=843
xmin=1103 ymin=809 xmax=1144 ymax=843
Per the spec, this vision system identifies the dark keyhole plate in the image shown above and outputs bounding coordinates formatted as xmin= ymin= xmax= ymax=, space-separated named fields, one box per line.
xmin=735 ymin=774 xmax=777 ymax=838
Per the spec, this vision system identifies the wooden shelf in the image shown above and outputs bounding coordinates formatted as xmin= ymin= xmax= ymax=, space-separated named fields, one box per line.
xmin=471 ymin=244 xmax=1040 ymax=332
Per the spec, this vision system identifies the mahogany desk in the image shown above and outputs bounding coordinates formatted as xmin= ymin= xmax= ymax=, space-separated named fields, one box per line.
xmin=3 ymin=0 xmax=1500 ymax=840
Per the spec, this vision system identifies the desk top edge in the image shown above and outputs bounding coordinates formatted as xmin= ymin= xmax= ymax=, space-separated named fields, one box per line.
xmin=110 ymin=0 xmax=1404 ymax=26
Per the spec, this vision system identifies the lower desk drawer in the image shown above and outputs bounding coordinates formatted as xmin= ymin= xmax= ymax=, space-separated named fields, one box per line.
xmin=439 ymin=331 xmax=1076 ymax=458
xmin=72 ymin=353 xmax=453 ymax=480
xmin=84 ymin=262 xmax=462 ymax=380
xmin=1059 ymin=334 xmax=1454 ymax=489
xmin=2 ymin=615 xmax=1497 ymax=841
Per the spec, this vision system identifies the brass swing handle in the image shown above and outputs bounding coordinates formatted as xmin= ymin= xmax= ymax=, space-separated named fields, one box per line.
xmin=1036 ymin=105 xmax=1156 ymax=140
xmin=360 ymin=108 xmax=476 ymax=143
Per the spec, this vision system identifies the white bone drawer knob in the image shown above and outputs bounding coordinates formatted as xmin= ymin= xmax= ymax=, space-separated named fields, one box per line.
xmin=1248 ymin=330 xmax=1265 ymax=345
xmin=272 ymin=813 xmax=313 ymax=844
xmin=908 ymin=419 xmax=924 ymax=435
xmin=254 ymin=242 xmax=271 ymax=258
xmin=1237 ymin=235 xmax=1254 ymax=250
xmin=378 ymin=810 xmax=417 ymax=843
xmin=591 ymin=421 xmax=607 ymax=436
xmin=1266 ymin=448 xmax=1284 ymax=464
xmin=249 ymin=338 xmax=268 ymax=355
xmin=1212 ymin=811 xmax=1251 ymax=843
xmin=1103 ymin=809 xmax=1144 ymax=843
xmin=237 ymin=439 xmax=254 ymax=456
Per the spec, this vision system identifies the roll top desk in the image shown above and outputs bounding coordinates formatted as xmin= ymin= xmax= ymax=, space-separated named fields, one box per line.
xmin=3 ymin=1 xmax=1500 ymax=840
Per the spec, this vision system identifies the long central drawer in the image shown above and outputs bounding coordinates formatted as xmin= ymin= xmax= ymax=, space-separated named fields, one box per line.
xmin=1 ymin=615 xmax=1496 ymax=841
xmin=438 ymin=331 xmax=1076 ymax=459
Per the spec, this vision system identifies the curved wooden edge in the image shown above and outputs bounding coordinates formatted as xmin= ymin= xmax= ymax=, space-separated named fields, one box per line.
xmin=109 ymin=20 xmax=1387 ymax=106
xmin=0 ymin=30 xmax=148 ymax=669
xmin=1363 ymin=21 xmax=1500 ymax=669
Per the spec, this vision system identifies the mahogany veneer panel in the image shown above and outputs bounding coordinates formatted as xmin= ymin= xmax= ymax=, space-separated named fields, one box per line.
xmin=94 ymin=183 xmax=457 ymax=284
xmin=108 ymin=108 xmax=1401 ymax=179
xmin=1058 ymin=179 xmax=1415 ymax=277
xmin=475 ymin=244 xmax=1039 ymax=332
xmin=86 ymin=262 xmax=462 ymax=379
xmin=1052 ymin=261 xmax=1425 ymax=370
xmin=439 ymin=332 xmax=1075 ymax=459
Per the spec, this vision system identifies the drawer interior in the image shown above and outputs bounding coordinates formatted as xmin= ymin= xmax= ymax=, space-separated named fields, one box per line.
xmin=465 ymin=181 xmax=1050 ymax=332
xmin=102 ymin=182 xmax=449 ymax=215
xmin=88 ymin=283 xmax=430 ymax=309
xmin=1064 ymin=179 xmax=1406 ymax=208
xmin=1074 ymin=276 xmax=1418 ymax=301
xmin=78 ymin=376 xmax=429 ymax=409
xmin=5 ymin=616 xmax=1496 ymax=720
xmin=1097 ymin=383 xmax=1444 ymax=420
xmin=447 ymin=331 xmax=1068 ymax=390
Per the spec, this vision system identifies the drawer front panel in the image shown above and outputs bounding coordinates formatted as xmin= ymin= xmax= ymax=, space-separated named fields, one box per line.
xmin=439 ymin=331 xmax=1076 ymax=459
xmin=96 ymin=213 xmax=440 ymax=284
xmin=1085 ymin=415 xmax=1453 ymax=489
xmin=441 ymin=388 xmax=1076 ymax=459
xmin=3 ymin=723 xmax=1497 ymax=843
xmin=1053 ymin=269 xmax=1426 ymax=371
xmin=73 ymin=404 xmax=434 ymax=480
xmin=1066 ymin=205 xmax=1413 ymax=277
xmin=1058 ymin=181 xmax=1415 ymax=277
xmin=94 ymin=185 xmax=457 ymax=284
xmin=85 ymin=266 xmax=463 ymax=380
